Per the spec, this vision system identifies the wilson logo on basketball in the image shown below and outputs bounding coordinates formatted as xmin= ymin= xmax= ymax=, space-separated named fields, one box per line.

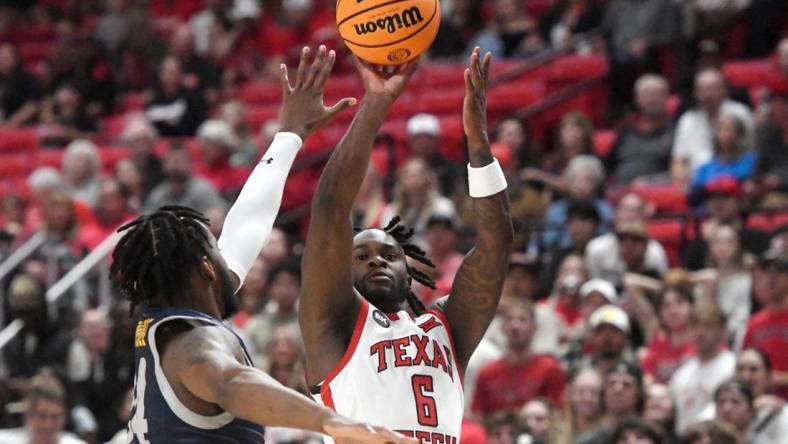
xmin=352 ymin=6 xmax=424 ymax=35
xmin=387 ymin=48 xmax=411 ymax=63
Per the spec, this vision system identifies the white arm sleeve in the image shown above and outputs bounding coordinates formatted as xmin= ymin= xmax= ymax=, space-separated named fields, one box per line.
xmin=217 ymin=132 xmax=302 ymax=288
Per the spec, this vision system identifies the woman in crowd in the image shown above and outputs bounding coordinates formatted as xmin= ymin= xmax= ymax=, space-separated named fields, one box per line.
xmin=692 ymin=113 xmax=757 ymax=189
xmin=519 ymin=398 xmax=559 ymax=444
xmin=642 ymin=383 xmax=679 ymax=443
xmin=640 ymin=272 xmax=696 ymax=384
xmin=379 ymin=157 xmax=456 ymax=243
xmin=62 ymin=139 xmax=103 ymax=208
xmin=556 ymin=367 xmax=603 ymax=443
xmin=714 ymin=379 xmax=788 ymax=443
xmin=697 ymin=224 xmax=752 ymax=347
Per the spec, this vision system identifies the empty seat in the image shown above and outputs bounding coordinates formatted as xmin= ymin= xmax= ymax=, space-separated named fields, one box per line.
xmin=240 ymin=81 xmax=281 ymax=105
xmin=631 ymin=183 xmax=688 ymax=214
xmin=417 ymin=88 xmax=464 ymax=116
xmin=0 ymin=127 xmax=39 ymax=153
xmin=246 ymin=105 xmax=281 ymax=130
xmin=723 ymin=59 xmax=775 ymax=88
xmin=593 ymin=130 xmax=616 ymax=157
xmin=487 ymin=81 xmax=544 ymax=115
xmin=548 ymin=55 xmax=608 ymax=83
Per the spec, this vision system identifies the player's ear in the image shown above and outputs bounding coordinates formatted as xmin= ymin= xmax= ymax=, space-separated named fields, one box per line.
xmin=199 ymin=256 xmax=217 ymax=282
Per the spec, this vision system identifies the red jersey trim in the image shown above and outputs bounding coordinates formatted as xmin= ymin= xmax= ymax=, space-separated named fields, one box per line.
xmin=320 ymin=299 xmax=370 ymax=408
xmin=426 ymin=308 xmax=464 ymax=385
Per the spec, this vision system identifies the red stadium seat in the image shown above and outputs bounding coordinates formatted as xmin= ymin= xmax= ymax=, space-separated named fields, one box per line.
xmin=36 ymin=150 xmax=65 ymax=169
xmin=0 ymin=153 xmax=34 ymax=178
xmin=18 ymin=41 xmax=51 ymax=64
xmin=0 ymin=127 xmax=39 ymax=153
xmin=421 ymin=64 xmax=466 ymax=89
xmin=773 ymin=212 xmax=788 ymax=231
xmin=417 ymin=88 xmax=464 ymax=116
xmin=98 ymin=146 xmax=132 ymax=171
xmin=487 ymin=81 xmax=544 ymax=116
xmin=240 ymin=81 xmax=282 ymax=105
xmin=593 ymin=130 xmax=616 ymax=157
xmin=647 ymin=219 xmax=684 ymax=266
xmin=437 ymin=116 xmax=464 ymax=162
xmin=631 ymin=183 xmax=688 ymax=214
xmin=747 ymin=213 xmax=773 ymax=233
xmin=246 ymin=105 xmax=281 ymax=131
xmin=722 ymin=59 xmax=775 ymax=88
xmin=548 ymin=55 xmax=608 ymax=83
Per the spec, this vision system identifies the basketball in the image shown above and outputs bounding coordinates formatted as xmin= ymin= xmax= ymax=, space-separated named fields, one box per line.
xmin=336 ymin=0 xmax=441 ymax=65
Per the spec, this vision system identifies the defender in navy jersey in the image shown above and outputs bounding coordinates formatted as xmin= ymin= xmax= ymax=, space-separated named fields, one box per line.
xmin=111 ymin=46 xmax=416 ymax=444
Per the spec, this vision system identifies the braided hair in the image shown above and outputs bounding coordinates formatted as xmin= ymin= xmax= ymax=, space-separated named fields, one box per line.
xmin=357 ymin=216 xmax=437 ymax=315
xmin=110 ymin=205 xmax=214 ymax=314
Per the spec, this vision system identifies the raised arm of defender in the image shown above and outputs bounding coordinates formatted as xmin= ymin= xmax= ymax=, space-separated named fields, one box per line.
xmin=217 ymin=46 xmax=356 ymax=290
xmin=300 ymin=59 xmax=418 ymax=386
xmin=438 ymin=48 xmax=513 ymax=372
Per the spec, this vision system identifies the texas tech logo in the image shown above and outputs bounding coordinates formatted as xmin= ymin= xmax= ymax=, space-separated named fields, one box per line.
xmin=353 ymin=7 xmax=425 ymax=35
xmin=372 ymin=310 xmax=391 ymax=328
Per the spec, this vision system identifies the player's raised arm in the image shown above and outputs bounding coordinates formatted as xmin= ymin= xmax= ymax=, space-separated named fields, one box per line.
xmin=300 ymin=58 xmax=417 ymax=385
xmin=217 ymin=45 xmax=356 ymax=290
xmin=440 ymin=48 xmax=513 ymax=372
xmin=170 ymin=325 xmax=416 ymax=444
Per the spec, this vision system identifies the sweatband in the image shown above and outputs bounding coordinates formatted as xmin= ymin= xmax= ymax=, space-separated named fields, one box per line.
xmin=218 ymin=132 xmax=302 ymax=289
xmin=467 ymin=158 xmax=507 ymax=198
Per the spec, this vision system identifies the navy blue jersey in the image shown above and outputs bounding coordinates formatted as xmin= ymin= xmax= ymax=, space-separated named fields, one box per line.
xmin=127 ymin=307 xmax=265 ymax=444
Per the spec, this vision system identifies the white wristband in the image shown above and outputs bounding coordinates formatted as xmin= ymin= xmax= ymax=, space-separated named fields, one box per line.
xmin=467 ymin=159 xmax=507 ymax=198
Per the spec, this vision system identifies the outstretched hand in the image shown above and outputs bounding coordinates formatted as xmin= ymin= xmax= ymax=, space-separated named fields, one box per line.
xmin=463 ymin=47 xmax=492 ymax=158
xmin=279 ymin=46 xmax=357 ymax=140
xmin=353 ymin=57 xmax=418 ymax=106
xmin=323 ymin=415 xmax=418 ymax=444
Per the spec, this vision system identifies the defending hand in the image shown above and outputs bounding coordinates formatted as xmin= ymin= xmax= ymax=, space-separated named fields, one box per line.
xmin=279 ymin=46 xmax=357 ymax=140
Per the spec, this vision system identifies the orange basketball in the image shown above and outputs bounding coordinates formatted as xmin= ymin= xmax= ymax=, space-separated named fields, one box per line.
xmin=337 ymin=0 xmax=441 ymax=65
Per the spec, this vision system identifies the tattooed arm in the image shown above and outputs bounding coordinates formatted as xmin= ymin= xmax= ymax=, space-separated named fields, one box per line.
xmin=439 ymin=49 xmax=513 ymax=372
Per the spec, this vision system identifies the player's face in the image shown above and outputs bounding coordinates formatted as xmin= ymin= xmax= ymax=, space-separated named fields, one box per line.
xmin=352 ymin=230 xmax=410 ymax=309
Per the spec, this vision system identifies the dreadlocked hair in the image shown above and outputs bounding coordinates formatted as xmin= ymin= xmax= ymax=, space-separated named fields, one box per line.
xmin=110 ymin=205 xmax=213 ymax=315
xmin=374 ymin=216 xmax=437 ymax=315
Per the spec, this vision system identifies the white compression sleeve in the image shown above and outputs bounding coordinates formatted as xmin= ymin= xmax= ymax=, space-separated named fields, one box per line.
xmin=217 ymin=132 xmax=302 ymax=288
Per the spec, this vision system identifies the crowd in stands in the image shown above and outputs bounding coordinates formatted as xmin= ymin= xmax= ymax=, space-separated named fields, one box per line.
xmin=0 ymin=0 xmax=786 ymax=443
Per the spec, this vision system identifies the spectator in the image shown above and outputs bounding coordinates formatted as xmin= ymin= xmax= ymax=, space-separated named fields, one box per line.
xmin=0 ymin=194 xmax=27 ymax=250
xmin=518 ymin=398 xmax=558 ymax=444
xmin=231 ymin=257 xmax=268 ymax=331
xmin=697 ymin=224 xmax=752 ymax=346
xmin=118 ymin=6 xmax=167 ymax=90
xmin=0 ymin=372 xmax=86 ymax=444
xmin=39 ymin=84 xmax=97 ymax=146
xmin=578 ymin=278 xmax=618 ymax=321
xmin=495 ymin=118 xmax=536 ymax=174
xmin=640 ymin=273 xmax=696 ymax=384
xmin=602 ymin=0 xmax=678 ymax=113
xmin=66 ymin=309 xmax=132 ymax=441
xmin=143 ymin=145 xmax=226 ymax=214
xmin=61 ymin=139 xmax=102 ymax=207
xmin=671 ymin=68 xmax=754 ymax=185
xmin=379 ymin=157 xmax=457 ymax=244
xmin=526 ymin=112 xmax=594 ymax=186
xmin=259 ymin=227 xmax=291 ymax=267
xmin=752 ymin=87 xmax=788 ymax=209
xmin=611 ymin=416 xmax=664 ymax=444
xmin=353 ymin=166 xmax=388 ymax=229
xmin=501 ymin=253 xmax=541 ymax=304
xmin=604 ymin=74 xmax=674 ymax=184
xmin=419 ymin=214 xmax=464 ymax=306
xmin=643 ymin=383 xmax=678 ymax=442
xmin=484 ymin=0 xmax=543 ymax=57
xmin=0 ymin=42 xmax=40 ymax=126
xmin=678 ymin=420 xmax=739 ymax=444
xmin=670 ymin=301 xmax=735 ymax=432
xmin=684 ymin=176 xmax=770 ymax=270
xmin=120 ymin=115 xmax=163 ymax=195
xmin=471 ymin=299 xmax=567 ymax=415
xmin=24 ymin=167 xmax=66 ymax=232
xmin=539 ymin=0 xmax=603 ymax=49
xmin=742 ymin=247 xmax=788 ymax=400
xmin=77 ymin=178 xmax=135 ymax=250
xmin=114 ymin=159 xmax=145 ymax=212
xmin=574 ymin=305 xmax=637 ymax=376
xmin=405 ymin=114 xmax=460 ymax=197
xmin=691 ymin=114 xmax=757 ymax=190
xmin=170 ymin=24 xmax=222 ymax=100
xmin=543 ymin=199 xmax=601 ymax=287
xmin=599 ymin=219 xmax=666 ymax=288
xmin=2 ymin=274 xmax=71 ymax=380
xmin=585 ymin=193 xmax=668 ymax=285
xmin=430 ymin=0 xmax=484 ymax=59
xmin=534 ymin=253 xmax=588 ymax=353
xmin=145 ymin=56 xmax=208 ymax=137
xmin=258 ymin=0 xmax=317 ymax=79
xmin=242 ymin=260 xmax=301 ymax=369
xmin=556 ymin=367 xmax=603 ymax=443
xmin=736 ymin=348 xmax=783 ymax=410
xmin=94 ymin=0 xmax=129 ymax=60
xmin=190 ymin=0 xmax=233 ymax=55
xmin=575 ymin=361 xmax=645 ymax=444
xmin=539 ymin=155 xmax=614 ymax=252
xmin=220 ymin=100 xmax=258 ymax=167
xmin=195 ymin=119 xmax=249 ymax=197
xmin=714 ymin=379 xmax=788 ymax=443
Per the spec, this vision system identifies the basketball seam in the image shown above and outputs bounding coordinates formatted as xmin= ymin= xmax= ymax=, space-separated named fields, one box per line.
xmin=337 ymin=0 xmax=413 ymax=27
xmin=340 ymin=0 xmax=438 ymax=49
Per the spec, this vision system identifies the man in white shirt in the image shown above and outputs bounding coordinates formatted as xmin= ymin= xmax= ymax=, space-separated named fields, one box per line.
xmin=0 ymin=373 xmax=87 ymax=444
xmin=670 ymin=301 xmax=735 ymax=433
xmin=585 ymin=193 xmax=668 ymax=286
xmin=671 ymin=68 xmax=754 ymax=184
